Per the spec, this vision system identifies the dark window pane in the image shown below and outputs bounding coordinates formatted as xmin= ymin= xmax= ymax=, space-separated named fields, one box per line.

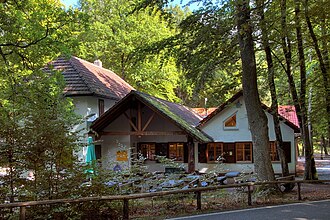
xmin=198 ymin=144 xmax=207 ymax=163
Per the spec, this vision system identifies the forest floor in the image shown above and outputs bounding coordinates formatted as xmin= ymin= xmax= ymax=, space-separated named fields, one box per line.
xmin=132 ymin=156 xmax=330 ymax=219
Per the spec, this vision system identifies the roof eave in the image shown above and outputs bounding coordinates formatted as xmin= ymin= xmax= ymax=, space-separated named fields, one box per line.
xmin=134 ymin=92 xmax=212 ymax=143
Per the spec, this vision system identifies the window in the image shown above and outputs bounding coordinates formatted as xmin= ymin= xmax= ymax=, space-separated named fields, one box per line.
xmin=223 ymin=143 xmax=236 ymax=163
xmin=155 ymin=143 xmax=168 ymax=157
xmin=224 ymin=113 xmax=237 ymax=129
xmin=236 ymin=142 xmax=252 ymax=162
xmin=169 ymin=143 xmax=184 ymax=161
xmin=269 ymin=142 xmax=292 ymax=163
xmin=139 ymin=143 xmax=155 ymax=160
xmin=283 ymin=142 xmax=292 ymax=163
xmin=95 ymin=145 xmax=102 ymax=160
xmin=98 ymin=99 xmax=105 ymax=116
xmin=269 ymin=142 xmax=280 ymax=161
xmin=95 ymin=145 xmax=102 ymax=166
xmin=198 ymin=144 xmax=207 ymax=163
xmin=207 ymin=143 xmax=223 ymax=162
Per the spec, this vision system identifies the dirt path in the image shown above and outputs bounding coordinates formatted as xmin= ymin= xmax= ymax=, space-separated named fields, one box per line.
xmin=296 ymin=155 xmax=330 ymax=179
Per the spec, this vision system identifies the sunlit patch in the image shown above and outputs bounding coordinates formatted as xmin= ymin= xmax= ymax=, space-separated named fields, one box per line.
xmin=199 ymin=168 xmax=208 ymax=173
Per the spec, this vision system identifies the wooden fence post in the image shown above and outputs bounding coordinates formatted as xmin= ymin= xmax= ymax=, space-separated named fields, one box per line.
xmin=20 ymin=207 xmax=26 ymax=220
xmin=247 ymin=185 xmax=252 ymax=206
xmin=123 ymin=199 xmax=129 ymax=220
xmin=196 ymin=191 xmax=201 ymax=210
xmin=297 ymin=183 xmax=302 ymax=200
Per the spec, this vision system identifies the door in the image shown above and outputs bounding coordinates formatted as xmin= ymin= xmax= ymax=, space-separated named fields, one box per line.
xmin=223 ymin=143 xmax=236 ymax=163
xmin=155 ymin=143 xmax=168 ymax=157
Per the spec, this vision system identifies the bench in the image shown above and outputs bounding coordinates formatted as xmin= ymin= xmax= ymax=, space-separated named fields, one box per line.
xmin=276 ymin=175 xmax=295 ymax=192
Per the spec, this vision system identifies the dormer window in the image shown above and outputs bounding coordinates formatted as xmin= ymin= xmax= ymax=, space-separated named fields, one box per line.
xmin=98 ymin=99 xmax=104 ymax=116
xmin=224 ymin=113 xmax=238 ymax=129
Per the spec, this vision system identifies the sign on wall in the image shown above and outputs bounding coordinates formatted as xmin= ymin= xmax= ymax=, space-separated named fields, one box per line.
xmin=116 ymin=150 xmax=128 ymax=161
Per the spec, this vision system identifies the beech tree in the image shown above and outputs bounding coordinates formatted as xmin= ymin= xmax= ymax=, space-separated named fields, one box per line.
xmin=235 ymin=0 xmax=275 ymax=181
xmin=0 ymin=0 xmax=83 ymax=202
xmin=256 ymin=0 xmax=289 ymax=177
xmin=304 ymin=0 xmax=330 ymax=153
xmin=76 ymin=0 xmax=182 ymax=102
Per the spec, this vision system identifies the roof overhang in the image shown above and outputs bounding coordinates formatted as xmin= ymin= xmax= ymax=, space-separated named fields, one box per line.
xmin=90 ymin=91 xmax=213 ymax=143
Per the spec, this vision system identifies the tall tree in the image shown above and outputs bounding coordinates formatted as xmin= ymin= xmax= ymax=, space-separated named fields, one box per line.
xmin=76 ymin=0 xmax=181 ymax=102
xmin=304 ymin=0 xmax=330 ymax=152
xmin=256 ymin=0 xmax=289 ymax=177
xmin=294 ymin=0 xmax=317 ymax=180
xmin=235 ymin=0 xmax=275 ymax=181
xmin=0 ymin=0 xmax=82 ymax=202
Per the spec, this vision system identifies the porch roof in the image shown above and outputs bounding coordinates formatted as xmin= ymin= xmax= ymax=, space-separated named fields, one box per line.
xmin=90 ymin=91 xmax=213 ymax=143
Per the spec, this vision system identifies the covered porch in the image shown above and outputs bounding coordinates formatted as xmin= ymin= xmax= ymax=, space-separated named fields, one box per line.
xmin=89 ymin=91 xmax=212 ymax=173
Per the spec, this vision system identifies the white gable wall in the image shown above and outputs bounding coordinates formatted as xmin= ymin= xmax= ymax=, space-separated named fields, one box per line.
xmin=202 ymin=97 xmax=251 ymax=142
xmin=200 ymin=96 xmax=296 ymax=174
xmin=72 ymin=96 xmax=117 ymax=118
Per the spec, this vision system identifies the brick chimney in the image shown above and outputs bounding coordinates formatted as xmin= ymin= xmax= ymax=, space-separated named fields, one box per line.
xmin=94 ymin=59 xmax=102 ymax=67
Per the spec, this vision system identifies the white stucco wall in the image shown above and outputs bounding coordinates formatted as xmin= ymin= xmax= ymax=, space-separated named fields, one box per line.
xmin=98 ymin=108 xmax=189 ymax=172
xmin=70 ymin=96 xmax=117 ymax=160
xmin=72 ymin=96 xmax=116 ymax=119
xmin=199 ymin=97 xmax=296 ymax=174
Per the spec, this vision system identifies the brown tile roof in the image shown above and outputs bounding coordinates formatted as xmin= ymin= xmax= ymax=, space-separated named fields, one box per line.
xmin=45 ymin=56 xmax=134 ymax=100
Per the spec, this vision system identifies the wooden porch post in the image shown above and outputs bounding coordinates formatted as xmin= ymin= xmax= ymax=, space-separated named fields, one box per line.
xmin=188 ymin=136 xmax=195 ymax=173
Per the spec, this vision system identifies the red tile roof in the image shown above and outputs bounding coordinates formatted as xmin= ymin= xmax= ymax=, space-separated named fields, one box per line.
xmin=45 ymin=56 xmax=134 ymax=100
xmin=198 ymin=90 xmax=300 ymax=132
xmin=192 ymin=108 xmax=217 ymax=118
xmin=278 ymin=105 xmax=299 ymax=128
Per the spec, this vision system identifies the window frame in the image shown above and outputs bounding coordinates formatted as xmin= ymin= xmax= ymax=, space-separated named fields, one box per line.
xmin=223 ymin=112 xmax=238 ymax=130
xmin=98 ymin=99 xmax=105 ymax=116
xmin=235 ymin=142 xmax=253 ymax=163
xmin=269 ymin=141 xmax=280 ymax=162
xmin=138 ymin=143 xmax=156 ymax=160
xmin=207 ymin=142 xmax=223 ymax=163
xmin=168 ymin=143 xmax=184 ymax=161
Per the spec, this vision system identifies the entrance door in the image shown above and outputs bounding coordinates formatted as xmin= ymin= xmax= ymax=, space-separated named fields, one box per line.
xmin=155 ymin=143 xmax=168 ymax=157
xmin=223 ymin=143 xmax=236 ymax=163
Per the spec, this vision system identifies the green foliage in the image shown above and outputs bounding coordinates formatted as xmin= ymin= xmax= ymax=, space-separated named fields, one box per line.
xmin=0 ymin=0 xmax=80 ymax=69
xmin=75 ymin=0 xmax=182 ymax=102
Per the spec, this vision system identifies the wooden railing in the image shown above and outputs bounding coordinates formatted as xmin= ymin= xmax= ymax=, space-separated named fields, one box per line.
xmin=0 ymin=179 xmax=329 ymax=220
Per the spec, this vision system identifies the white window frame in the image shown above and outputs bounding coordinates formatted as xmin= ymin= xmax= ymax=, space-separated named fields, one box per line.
xmin=223 ymin=112 xmax=238 ymax=130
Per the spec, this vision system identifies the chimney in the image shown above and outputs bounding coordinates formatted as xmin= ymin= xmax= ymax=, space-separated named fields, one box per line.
xmin=94 ymin=59 xmax=102 ymax=67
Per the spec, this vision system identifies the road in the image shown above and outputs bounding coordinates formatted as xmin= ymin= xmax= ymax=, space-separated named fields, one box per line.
xmin=168 ymin=199 xmax=330 ymax=220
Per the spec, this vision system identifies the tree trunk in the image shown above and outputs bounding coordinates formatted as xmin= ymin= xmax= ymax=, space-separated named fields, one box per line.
xmin=187 ymin=136 xmax=195 ymax=173
xmin=295 ymin=0 xmax=317 ymax=180
xmin=235 ymin=0 xmax=275 ymax=182
xmin=321 ymin=135 xmax=328 ymax=155
xmin=304 ymin=0 xmax=330 ymax=153
xmin=256 ymin=0 xmax=289 ymax=177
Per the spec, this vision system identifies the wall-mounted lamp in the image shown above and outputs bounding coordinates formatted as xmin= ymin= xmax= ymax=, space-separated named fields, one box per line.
xmin=236 ymin=101 xmax=242 ymax=108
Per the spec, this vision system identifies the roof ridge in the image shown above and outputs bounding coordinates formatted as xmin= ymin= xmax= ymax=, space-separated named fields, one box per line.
xmin=134 ymin=90 xmax=197 ymax=110
xmin=73 ymin=56 xmax=134 ymax=91
xmin=134 ymin=91 xmax=203 ymax=121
